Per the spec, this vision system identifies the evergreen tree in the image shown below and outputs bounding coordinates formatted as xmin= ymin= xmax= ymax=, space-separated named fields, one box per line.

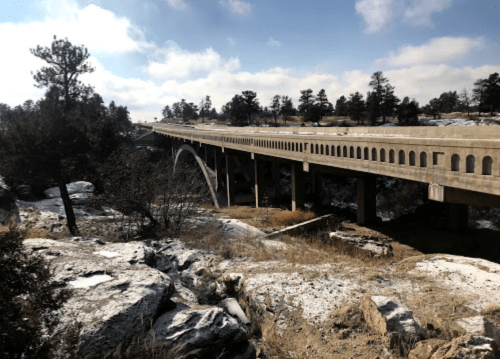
xmin=315 ymin=89 xmax=331 ymax=121
xmin=334 ymin=96 xmax=347 ymax=116
xmin=347 ymin=92 xmax=365 ymax=125
xmin=298 ymin=89 xmax=315 ymax=122
xmin=270 ymin=95 xmax=281 ymax=124
xmin=241 ymin=91 xmax=260 ymax=125
xmin=397 ymin=97 xmax=420 ymax=124
xmin=280 ymin=96 xmax=294 ymax=125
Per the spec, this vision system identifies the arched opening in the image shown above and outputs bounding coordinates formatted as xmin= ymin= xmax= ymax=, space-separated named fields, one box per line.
xmin=311 ymin=144 xmax=314 ymax=154
xmin=380 ymin=149 xmax=386 ymax=162
xmin=331 ymin=145 xmax=335 ymax=156
xmin=364 ymin=147 xmax=369 ymax=160
xmin=372 ymin=148 xmax=377 ymax=161
xmin=451 ymin=154 xmax=460 ymax=172
xmin=343 ymin=146 xmax=347 ymax=157
xmin=321 ymin=144 xmax=324 ymax=155
xmin=175 ymin=144 xmax=219 ymax=208
xmin=466 ymin=155 xmax=475 ymax=173
xmin=420 ymin=152 xmax=427 ymax=167
xmin=483 ymin=156 xmax=492 ymax=175
xmin=350 ymin=146 xmax=354 ymax=158
xmin=409 ymin=151 xmax=416 ymax=166
xmin=300 ymin=143 xmax=303 ymax=152
xmin=325 ymin=145 xmax=329 ymax=156
xmin=399 ymin=150 xmax=405 ymax=165
xmin=357 ymin=147 xmax=362 ymax=159
xmin=389 ymin=150 xmax=395 ymax=163
xmin=337 ymin=146 xmax=341 ymax=157
xmin=316 ymin=144 xmax=319 ymax=154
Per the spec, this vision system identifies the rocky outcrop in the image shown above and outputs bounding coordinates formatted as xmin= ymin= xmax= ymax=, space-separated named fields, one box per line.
xmin=456 ymin=316 xmax=500 ymax=347
xmin=24 ymin=237 xmax=175 ymax=358
xmin=409 ymin=339 xmax=448 ymax=359
xmin=152 ymin=303 xmax=248 ymax=356
xmin=330 ymin=231 xmax=393 ymax=257
xmin=430 ymin=335 xmax=499 ymax=359
xmin=360 ymin=295 xmax=421 ymax=336
xmin=44 ymin=181 xmax=95 ymax=199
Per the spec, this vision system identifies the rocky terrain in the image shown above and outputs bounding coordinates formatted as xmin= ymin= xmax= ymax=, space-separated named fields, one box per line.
xmin=2 ymin=181 xmax=500 ymax=358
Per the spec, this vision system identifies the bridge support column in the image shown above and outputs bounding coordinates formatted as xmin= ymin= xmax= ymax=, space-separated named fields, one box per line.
xmin=449 ymin=203 xmax=469 ymax=231
xmin=226 ymin=154 xmax=235 ymax=207
xmin=272 ymin=162 xmax=281 ymax=203
xmin=291 ymin=163 xmax=305 ymax=211
xmin=357 ymin=177 xmax=377 ymax=225
xmin=255 ymin=158 xmax=265 ymax=207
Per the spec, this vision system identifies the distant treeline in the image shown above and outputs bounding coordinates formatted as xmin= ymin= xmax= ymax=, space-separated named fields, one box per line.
xmin=162 ymin=71 xmax=500 ymax=125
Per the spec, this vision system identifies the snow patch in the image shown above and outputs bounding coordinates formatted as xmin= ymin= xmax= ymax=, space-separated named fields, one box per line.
xmin=69 ymin=274 xmax=113 ymax=288
xmin=95 ymin=250 xmax=121 ymax=258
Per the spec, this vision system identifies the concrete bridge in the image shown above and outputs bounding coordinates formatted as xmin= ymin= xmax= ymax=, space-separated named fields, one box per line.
xmin=136 ymin=123 xmax=500 ymax=229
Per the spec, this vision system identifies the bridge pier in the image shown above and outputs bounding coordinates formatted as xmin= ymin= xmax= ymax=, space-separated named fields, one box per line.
xmin=291 ymin=163 xmax=305 ymax=211
xmin=254 ymin=158 xmax=266 ymax=207
xmin=357 ymin=177 xmax=377 ymax=225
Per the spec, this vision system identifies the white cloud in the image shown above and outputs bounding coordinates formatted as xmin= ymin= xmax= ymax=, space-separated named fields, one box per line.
xmin=379 ymin=37 xmax=484 ymax=67
xmin=165 ymin=0 xmax=188 ymax=11
xmin=355 ymin=0 xmax=397 ymax=34
xmin=355 ymin=0 xmax=453 ymax=33
xmin=2 ymin=0 xmax=498 ymax=124
xmin=404 ymin=0 xmax=452 ymax=26
xmin=267 ymin=37 xmax=281 ymax=47
xmin=219 ymin=0 xmax=252 ymax=16
xmin=147 ymin=43 xmax=241 ymax=79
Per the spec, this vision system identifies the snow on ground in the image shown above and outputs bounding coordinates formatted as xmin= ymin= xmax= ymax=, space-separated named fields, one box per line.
xmin=69 ymin=274 xmax=114 ymax=289
xmin=413 ymin=254 xmax=500 ymax=312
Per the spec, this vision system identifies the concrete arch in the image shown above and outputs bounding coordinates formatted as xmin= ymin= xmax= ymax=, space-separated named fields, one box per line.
xmin=174 ymin=144 xmax=220 ymax=208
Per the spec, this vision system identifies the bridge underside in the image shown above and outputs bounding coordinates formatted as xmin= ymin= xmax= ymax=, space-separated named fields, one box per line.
xmin=136 ymin=133 xmax=500 ymax=230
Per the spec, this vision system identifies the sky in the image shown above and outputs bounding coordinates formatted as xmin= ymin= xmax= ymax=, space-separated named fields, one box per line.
xmin=1 ymin=0 xmax=499 ymax=122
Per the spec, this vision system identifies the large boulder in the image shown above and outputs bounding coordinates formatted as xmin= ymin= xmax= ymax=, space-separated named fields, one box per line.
xmin=24 ymin=237 xmax=174 ymax=358
xmin=16 ymin=184 xmax=36 ymax=201
xmin=430 ymin=335 xmax=499 ymax=359
xmin=44 ymin=181 xmax=95 ymax=199
xmin=360 ymin=295 xmax=422 ymax=336
xmin=152 ymin=302 xmax=248 ymax=356
xmin=409 ymin=339 xmax=448 ymax=359
xmin=456 ymin=316 xmax=500 ymax=347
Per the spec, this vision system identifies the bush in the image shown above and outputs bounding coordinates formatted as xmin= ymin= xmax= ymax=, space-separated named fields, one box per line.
xmin=94 ymin=146 xmax=211 ymax=240
xmin=0 ymin=227 xmax=79 ymax=359
xmin=271 ymin=210 xmax=315 ymax=227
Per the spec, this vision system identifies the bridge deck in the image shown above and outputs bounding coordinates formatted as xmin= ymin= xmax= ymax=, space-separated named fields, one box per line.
xmin=142 ymin=123 xmax=500 ymax=197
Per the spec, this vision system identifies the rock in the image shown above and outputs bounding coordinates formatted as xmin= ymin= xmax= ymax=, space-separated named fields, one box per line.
xmin=152 ymin=302 xmax=248 ymax=356
xmin=220 ymin=298 xmax=251 ymax=325
xmin=430 ymin=335 xmax=499 ymax=359
xmin=409 ymin=339 xmax=448 ymax=359
xmin=16 ymin=184 xmax=36 ymax=201
xmin=23 ymin=237 xmax=174 ymax=358
xmin=44 ymin=181 xmax=95 ymax=199
xmin=360 ymin=296 xmax=421 ymax=336
xmin=456 ymin=316 xmax=500 ymax=347
xmin=218 ymin=218 xmax=266 ymax=238
xmin=330 ymin=231 xmax=393 ymax=257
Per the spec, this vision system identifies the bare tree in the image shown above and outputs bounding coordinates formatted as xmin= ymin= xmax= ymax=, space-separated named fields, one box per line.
xmin=96 ymin=147 xmax=211 ymax=239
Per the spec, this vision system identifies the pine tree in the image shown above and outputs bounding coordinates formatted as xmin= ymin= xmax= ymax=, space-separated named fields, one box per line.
xmin=347 ymin=92 xmax=365 ymax=125
xmin=315 ymin=89 xmax=331 ymax=121
xmin=298 ymin=89 xmax=314 ymax=122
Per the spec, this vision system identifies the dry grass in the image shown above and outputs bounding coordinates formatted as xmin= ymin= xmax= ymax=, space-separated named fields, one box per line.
xmin=271 ymin=209 xmax=315 ymax=227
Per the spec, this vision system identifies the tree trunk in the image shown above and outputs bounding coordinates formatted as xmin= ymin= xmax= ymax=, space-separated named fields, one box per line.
xmin=58 ymin=179 xmax=79 ymax=235
xmin=382 ymin=112 xmax=386 ymax=123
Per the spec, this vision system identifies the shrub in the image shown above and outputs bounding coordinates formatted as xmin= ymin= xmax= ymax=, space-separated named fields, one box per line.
xmin=271 ymin=210 xmax=315 ymax=227
xmin=94 ymin=146 xmax=210 ymax=240
xmin=0 ymin=227 xmax=79 ymax=359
